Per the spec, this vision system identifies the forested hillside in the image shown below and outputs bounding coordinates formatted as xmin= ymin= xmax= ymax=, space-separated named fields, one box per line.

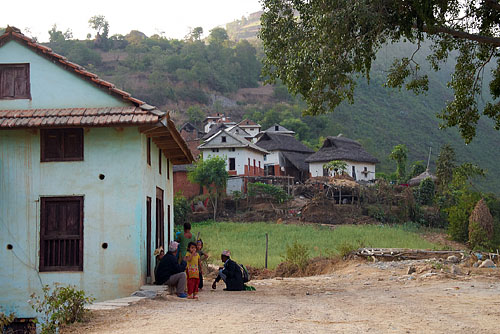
xmin=34 ymin=19 xmax=500 ymax=194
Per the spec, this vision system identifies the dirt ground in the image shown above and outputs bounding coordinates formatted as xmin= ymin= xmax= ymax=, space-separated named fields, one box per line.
xmin=64 ymin=260 xmax=500 ymax=334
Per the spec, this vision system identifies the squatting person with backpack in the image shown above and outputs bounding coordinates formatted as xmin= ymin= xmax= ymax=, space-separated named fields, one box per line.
xmin=212 ymin=250 xmax=247 ymax=291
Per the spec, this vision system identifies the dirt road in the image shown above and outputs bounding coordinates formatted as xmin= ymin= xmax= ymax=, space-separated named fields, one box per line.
xmin=65 ymin=261 xmax=500 ymax=334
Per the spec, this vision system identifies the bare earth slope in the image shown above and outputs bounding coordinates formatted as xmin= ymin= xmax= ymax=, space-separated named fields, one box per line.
xmin=65 ymin=261 xmax=500 ymax=334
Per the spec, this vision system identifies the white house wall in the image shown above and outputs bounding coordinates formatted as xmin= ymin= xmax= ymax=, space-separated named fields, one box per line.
xmin=202 ymin=148 xmax=265 ymax=175
xmin=309 ymin=160 xmax=376 ymax=181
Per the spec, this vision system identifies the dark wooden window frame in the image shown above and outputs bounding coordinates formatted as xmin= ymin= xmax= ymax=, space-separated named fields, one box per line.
xmin=40 ymin=196 xmax=84 ymax=272
xmin=146 ymin=197 xmax=152 ymax=277
xmin=40 ymin=128 xmax=84 ymax=162
xmin=229 ymin=157 xmax=236 ymax=171
xmin=158 ymin=149 xmax=162 ymax=174
xmin=0 ymin=63 xmax=31 ymax=100
xmin=156 ymin=187 xmax=164 ymax=249
xmin=167 ymin=204 xmax=171 ymax=244
xmin=167 ymin=159 xmax=170 ymax=180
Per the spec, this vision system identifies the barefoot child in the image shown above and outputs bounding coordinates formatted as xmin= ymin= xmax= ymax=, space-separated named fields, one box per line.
xmin=185 ymin=241 xmax=201 ymax=299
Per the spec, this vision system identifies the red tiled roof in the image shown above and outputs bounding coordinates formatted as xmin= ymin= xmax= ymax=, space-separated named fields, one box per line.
xmin=0 ymin=107 xmax=161 ymax=128
xmin=0 ymin=26 xmax=145 ymax=106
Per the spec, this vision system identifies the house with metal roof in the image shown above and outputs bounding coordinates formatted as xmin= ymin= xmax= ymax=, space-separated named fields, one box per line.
xmin=0 ymin=26 xmax=193 ymax=322
xmin=198 ymin=129 xmax=268 ymax=177
xmin=305 ymin=135 xmax=379 ymax=181
xmin=255 ymin=132 xmax=314 ymax=182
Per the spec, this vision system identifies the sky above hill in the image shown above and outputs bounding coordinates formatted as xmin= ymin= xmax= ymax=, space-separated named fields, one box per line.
xmin=1 ymin=0 xmax=262 ymax=42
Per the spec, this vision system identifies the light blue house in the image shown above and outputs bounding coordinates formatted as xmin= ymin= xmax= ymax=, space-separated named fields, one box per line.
xmin=0 ymin=27 xmax=193 ymax=323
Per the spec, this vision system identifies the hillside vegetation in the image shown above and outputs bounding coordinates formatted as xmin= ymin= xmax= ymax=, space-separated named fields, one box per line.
xmin=39 ymin=19 xmax=500 ymax=194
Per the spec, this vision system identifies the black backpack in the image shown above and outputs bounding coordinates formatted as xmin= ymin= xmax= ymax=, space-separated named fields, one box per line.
xmin=239 ymin=263 xmax=250 ymax=283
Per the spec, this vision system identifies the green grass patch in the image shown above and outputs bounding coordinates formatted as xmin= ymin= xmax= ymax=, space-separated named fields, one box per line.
xmin=188 ymin=221 xmax=445 ymax=269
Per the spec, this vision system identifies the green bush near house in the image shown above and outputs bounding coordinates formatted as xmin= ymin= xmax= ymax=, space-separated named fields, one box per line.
xmin=29 ymin=284 xmax=94 ymax=334
xmin=247 ymin=182 xmax=291 ymax=203
xmin=173 ymin=192 xmax=190 ymax=226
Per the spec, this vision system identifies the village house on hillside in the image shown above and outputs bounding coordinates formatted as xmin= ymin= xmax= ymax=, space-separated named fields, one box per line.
xmin=198 ymin=129 xmax=268 ymax=176
xmin=237 ymin=118 xmax=261 ymax=140
xmin=202 ymin=112 xmax=236 ymax=133
xmin=256 ymin=131 xmax=314 ymax=182
xmin=0 ymin=27 xmax=193 ymax=324
xmin=306 ymin=135 xmax=379 ymax=181
xmin=174 ymin=118 xmax=262 ymax=198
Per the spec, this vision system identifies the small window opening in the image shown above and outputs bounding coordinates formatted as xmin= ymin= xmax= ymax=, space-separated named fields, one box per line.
xmin=275 ymin=125 xmax=279 ymax=131
xmin=99 ymin=174 xmax=105 ymax=180
xmin=229 ymin=158 xmax=236 ymax=171
xmin=7 ymin=244 xmax=13 ymax=250
xmin=221 ymin=136 xmax=227 ymax=143
xmin=102 ymin=243 xmax=108 ymax=249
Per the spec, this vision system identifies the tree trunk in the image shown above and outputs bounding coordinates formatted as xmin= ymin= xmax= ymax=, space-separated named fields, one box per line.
xmin=213 ymin=195 xmax=218 ymax=221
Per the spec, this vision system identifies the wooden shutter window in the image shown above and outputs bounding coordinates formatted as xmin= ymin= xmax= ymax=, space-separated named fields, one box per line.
xmin=40 ymin=197 xmax=84 ymax=272
xmin=159 ymin=149 xmax=162 ymax=174
xmin=0 ymin=63 xmax=30 ymax=99
xmin=41 ymin=128 xmax=83 ymax=162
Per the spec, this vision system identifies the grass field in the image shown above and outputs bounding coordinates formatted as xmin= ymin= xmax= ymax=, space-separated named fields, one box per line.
xmin=184 ymin=222 xmax=445 ymax=269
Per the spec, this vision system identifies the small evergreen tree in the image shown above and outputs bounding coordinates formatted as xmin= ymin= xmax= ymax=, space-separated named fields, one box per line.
xmin=468 ymin=198 xmax=494 ymax=249
xmin=417 ymin=177 xmax=435 ymax=205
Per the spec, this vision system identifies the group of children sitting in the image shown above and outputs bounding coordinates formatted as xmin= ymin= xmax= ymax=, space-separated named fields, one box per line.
xmin=154 ymin=222 xmax=207 ymax=299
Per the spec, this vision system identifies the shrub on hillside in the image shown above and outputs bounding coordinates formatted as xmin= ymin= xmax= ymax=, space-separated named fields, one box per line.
xmin=468 ymin=198 xmax=494 ymax=249
xmin=284 ymin=241 xmax=310 ymax=271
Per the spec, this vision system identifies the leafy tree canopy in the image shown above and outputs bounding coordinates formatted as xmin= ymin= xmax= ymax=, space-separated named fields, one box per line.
xmin=260 ymin=0 xmax=500 ymax=143
xmin=188 ymin=156 xmax=228 ymax=220
xmin=88 ymin=15 xmax=109 ymax=38
xmin=390 ymin=144 xmax=408 ymax=183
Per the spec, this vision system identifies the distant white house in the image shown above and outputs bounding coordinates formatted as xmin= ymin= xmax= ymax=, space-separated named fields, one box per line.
xmin=255 ymin=132 xmax=314 ymax=182
xmin=203 ymin=113 xmax=236 ymax=133
xmin=238 ymin=119 xmax=261 ymax=139
xmin=305 ymin=135 xmax=379 ymax=181
xmin=198 ymin=129 xmax=268 ymax=176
